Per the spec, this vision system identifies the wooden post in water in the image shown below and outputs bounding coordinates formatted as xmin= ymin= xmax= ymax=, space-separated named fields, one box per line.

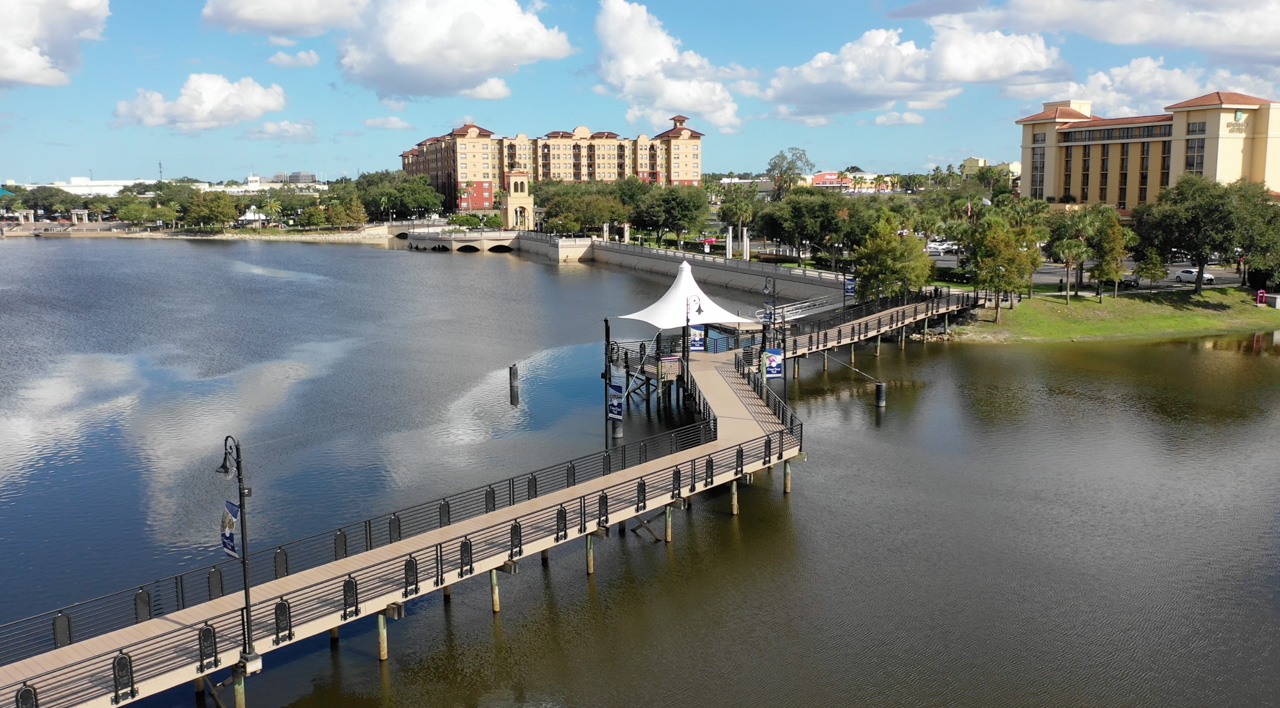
xmin=377 ymin=611 xmax=388 ymax=661
xmin=541 ymin=549 xmax=550 ymax=567
xmin=617 ymin=520 xmax=627 ymax=537
xmin=586 ymin=533 xmax=595 ymax=575
xmin=823 ymin=351 xmax=828 ymax=371
xmin=900 ymin=325 xmax=906 ymax=349
xmin=329 ymin=627 xmax=339 ymax=645
xmin=783 ymin=460 xmax=792 ymax=494
xmin=233 ymin=667 xmax=246 ymax=708
xmin=665 ymin=504 xmax=673 ymax=543
xmin=875 ymin=334 xmax=881 ymax=356
xmin=489 ymin=569 xmax=500 ymax=613
xmin=731 ymin=480 xmax=739 ymax=515
xmin=443 ymin=585 xmax=451 ymax=603
xmin=195 ymin=677 xmax=205 ymax=695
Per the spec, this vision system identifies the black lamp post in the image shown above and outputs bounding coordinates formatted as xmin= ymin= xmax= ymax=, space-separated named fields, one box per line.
xmin=216 ymin=436 xmax=259 ymax=668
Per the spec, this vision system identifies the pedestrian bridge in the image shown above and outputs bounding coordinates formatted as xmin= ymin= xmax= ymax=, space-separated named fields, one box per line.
xmin=406 ymin=230 xmax=518 ymax=252
xmin=0 ymin=289 xmax=984 ymax=708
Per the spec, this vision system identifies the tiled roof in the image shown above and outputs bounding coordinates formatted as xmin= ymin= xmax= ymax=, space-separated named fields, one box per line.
xmin=591 ymin=131 xmax=620 ymax=138
xmin=670 ymin=114 xmax=690 ymax=121
xmin=450 ymin=123 xmax=495 ymax=136
xmin=654 ymin=125 xmax=705 ymax=138
xmin=1166 ymin=92 xmax=1275 ymax=109
xmin=544 ymin=130 xmax=574 ymax=138
xmin=416 ymin=137 xmax=439 ymax=146
xmin=1062 ymin=114 xmax=1172 ymax=129
xmin=1016 ymin=106 xmax=1094 ymax=123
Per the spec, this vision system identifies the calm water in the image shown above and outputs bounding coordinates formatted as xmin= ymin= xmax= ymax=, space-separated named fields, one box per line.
xmin=2 ymin=238 xmax=1280 ymax=706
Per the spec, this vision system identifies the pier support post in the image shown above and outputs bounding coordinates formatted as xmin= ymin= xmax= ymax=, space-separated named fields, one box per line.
xmin=329 ymin=627 xmax=339 ymax=645
xmin=195 ymin=676 xmax=205 ymax=694
xmin=793 ymin=358 xmax=799 ymax=378
xmin=541 ymin=549 xmax=550 ymax=567
xmin=823 ymin=351 xmax=828 ymax=371
xmin=875 ymin=335 xmax=881 ymax=357
xmin=731 ymin=480 xmax=739 ymax=515
xmin=945 ymin=313 xmax=949 ymax=333
xmin=586 ymin=533 xmax=595 ymax=575
xmin=443 ymin=585 xmax=451 ymax=603
xmin=783 ymin=461 xmax=792 ymax=494
xmin=876 ymin=381 xmax=887 ymax=408
xmin=900 ymin=326 xmax=906 ymax=349
xmin=618 ymin=520 xmax=627 ymax=537
xmin=377 ymin=611 xmax=389 ymax=661
xmin=489 ymin=569 xmax=500 ymax=613
xmin=233 ymin=666 xmax=246 ymax=708
xmin=850 ymin=342 xmax=855 ymax=362
xmin=665 ymin=504 xmax=673 ymax=543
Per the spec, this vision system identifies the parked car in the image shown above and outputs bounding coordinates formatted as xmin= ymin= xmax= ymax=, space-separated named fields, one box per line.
xmin=1100 ymin=274 xmax=1141 ymax=289
xmin=1174 ymin=269 xmax=1214 ymax=284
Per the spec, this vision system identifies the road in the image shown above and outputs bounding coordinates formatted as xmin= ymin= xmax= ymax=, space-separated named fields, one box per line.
xmin=929 ymin=254 xmax=1243 ymax=292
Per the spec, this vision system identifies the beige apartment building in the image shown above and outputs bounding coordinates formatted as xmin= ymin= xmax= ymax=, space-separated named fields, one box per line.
xmin=401 ymin=116 xmax=704 ymax=211
xmin=1017 ymin=91 xmax=1280 ymax=211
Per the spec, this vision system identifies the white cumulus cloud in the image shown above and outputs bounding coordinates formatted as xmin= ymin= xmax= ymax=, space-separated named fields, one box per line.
xmin=760 ymin=23 xmax=1065 ymax=124
xmin=876 ymin=111 xmax=925 ymax=125
xmin=364 ymin=116 xmax=414 ymax=130
xmin=1005 ymin=56 xmax=1277 ymax=117
xmin=935 ymin=0 xmax=1280 ymax=62
xmin=269 ymin=49 xmax=320 ymax=67
xmin=594 ymin=0 xmax=746 ymax=132
xmin=113 ymin=74 xmax=287 ymax=132
xmin=202 ymin=0 xmax=369 ymax=36
xmin=338 ymin=0 xmax=572 ymax=99
xmin=241 ymin=119 xmax=317 ymax=142
xmin=268 ymin=36 xmax=297 ymax=46
xmin=380 ymin=97 xmax=406 ymax=110
xmin=0 ymin=0 xmax=109 ymax=89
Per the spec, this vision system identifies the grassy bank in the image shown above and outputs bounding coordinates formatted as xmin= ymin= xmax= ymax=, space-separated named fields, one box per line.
xmin=956 ymin=288 xmax=1280 ymax=342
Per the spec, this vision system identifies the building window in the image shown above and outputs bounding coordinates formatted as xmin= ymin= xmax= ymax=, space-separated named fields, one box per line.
xmin=1186 ymin=138 xmax=1205 ymax=175
xmin=1187 ymin=121 xmax=1207 ymax=135
xmin=1118 ymin=187 xmax=1127 ymax=210
xmin=1033 ymin=132 xmax=1046 ymax=144
xmin=1139 ymin=187 xmax=1147 ymax=203
xmin=1099 ymin=186 xmax=1107 ymax=202
xmin=1031 ymin=146 xmax=1045 ymax=200
xmin=1101 ymin=144 xmax=1110 ymax=158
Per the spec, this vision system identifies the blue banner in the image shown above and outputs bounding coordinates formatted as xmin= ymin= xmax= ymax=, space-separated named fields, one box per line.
xmin=220 ymin=500 xmax=239 ymax=559
xmin=761 ymin=301 xmax=773 ymax=323
xmin=690 ymin=325 xmax=705 ymax=352
xmin=607 ymin=383 xmax=624 ymax=421
xmin=763 ymin=348 xmax=783 ymax=379
xmin=844 ymin=277 xmax=857 ymax=296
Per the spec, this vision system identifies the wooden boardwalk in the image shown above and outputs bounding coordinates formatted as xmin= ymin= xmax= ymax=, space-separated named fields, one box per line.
xmin=0 ymin=291 xmax=984 ymax=707
xmin=0 ymin=350 xmax=801 ymax=708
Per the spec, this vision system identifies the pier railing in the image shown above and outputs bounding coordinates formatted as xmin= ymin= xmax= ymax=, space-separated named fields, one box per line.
xmin=1 ymin=364 xmax=797 ymax=708
xmin=0 ymin=384 xmax=717 ymax=667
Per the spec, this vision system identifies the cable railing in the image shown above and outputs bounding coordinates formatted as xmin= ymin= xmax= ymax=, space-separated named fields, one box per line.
xmin=595 ymin=241 xmax=845 ymax=284
xmin=0 ymin=388 xmax=717 ymax=667
xmin=0 ymin=356 xmax=797 ymax=708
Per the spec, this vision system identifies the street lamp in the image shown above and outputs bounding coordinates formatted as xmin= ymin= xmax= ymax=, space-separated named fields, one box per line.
xmin=216 ymin=436 xmax=260 ymax=673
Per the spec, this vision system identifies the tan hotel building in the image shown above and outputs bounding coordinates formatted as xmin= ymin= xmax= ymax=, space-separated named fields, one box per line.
xmin=401 ymin=116 xmax=704 ymax=211
xmin=1017 ymin=92 xmax=1280 ymax=211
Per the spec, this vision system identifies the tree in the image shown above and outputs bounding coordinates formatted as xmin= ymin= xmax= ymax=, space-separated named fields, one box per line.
xmin=765 ymin=147 xmax=815 ymax=201
xmin=631 ymin=186 xmax=709 ymax=247
xmin=22 ymin=186 xmax=78 ymax=217
xmin=299 ymin=206 xmax=327 ymax=228
xmin=849 ymin=216 xmax=933 ymax=300
xmin=964 ymin=216 xmax=1043 ymax=320
xmin=1052 ymin=238 xmax=1090 ymax=306
xmin=1089 ymin=210 xmax=1131 ymax=299
xmin=117 ymin=202 xmax=152 ymax=223
xmin=1134 ymin=248 xmax=1168 ymax=287
xmin=717 ymin=181 xmax=758 ymax=239
xmin=1132 ymin=174 xmax=1238 ymax=294
xmin=483 ymin=214 xmax=504 ymax=229
xmin=186 ymin=191 xmax=238 ymax=227
xmin=87 ymin=199 xmax=110 ymax=222
xmin=447 ymin=213 xmax=482 ymax=228
xmin=545 ymin=216 xmax=580 ymax=234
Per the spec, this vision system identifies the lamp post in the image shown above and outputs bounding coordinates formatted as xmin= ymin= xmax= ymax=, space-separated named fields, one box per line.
xmin=216 ymin=436 xmax=259 ymax=671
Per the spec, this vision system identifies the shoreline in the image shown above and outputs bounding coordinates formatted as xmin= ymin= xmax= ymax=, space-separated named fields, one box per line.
xmin=4 ymin=229 xmax=390 ymax=245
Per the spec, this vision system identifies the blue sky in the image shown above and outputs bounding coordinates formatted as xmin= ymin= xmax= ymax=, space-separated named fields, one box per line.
xmin=2 ymin=0 xmax=1277 ymax=184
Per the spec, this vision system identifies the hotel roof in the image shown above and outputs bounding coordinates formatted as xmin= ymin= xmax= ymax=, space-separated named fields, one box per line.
xmin=1061 ymin=114 xmax=1173 ymax=129
xmin=1015 ymin=106 xmax=1095 ymax=124
xmin=1165 ymin=91 xmax=1275 ymax=110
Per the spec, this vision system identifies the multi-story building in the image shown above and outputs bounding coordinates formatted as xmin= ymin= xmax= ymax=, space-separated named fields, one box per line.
xmin=1017 ymin=91 xmax=1280 ymax=211
xmin=400 ymin=116 xmax=704 ymax=211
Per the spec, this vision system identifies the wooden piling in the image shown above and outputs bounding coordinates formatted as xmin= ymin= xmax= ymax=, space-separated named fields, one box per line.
xmin=823 ymin=351 xmax=828 ymax=371
xmin=329 ymin=627 xmax=339 ymax=644
xmin=875 ymin=335 xmax=881 ymax=356
xmin=664 ymin=504 xmax=673 ymax=543
xmin=194 ymin=676 xmax=205 ymax=694
xmin=731 ymin=480 xmax=739 ymax=515
xmin=233 ymin=667 xmax=246 ymax=708
xmin=377 ymin=611 xmax=388 ymax=661
xmin=586 ymin=533 xmax=595 ymax=575
xmin=443 ymin=585 xmax=451 ymax=603
xmin=541 ymin=549 xmax=550 ymax=567
xmin=489 ymin=569 xmax=500 ymax=613
xmin=783 ymin=460 xmax=792 ymax=494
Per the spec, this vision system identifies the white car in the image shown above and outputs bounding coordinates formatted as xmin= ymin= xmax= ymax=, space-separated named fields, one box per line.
xmin=1174 ymin=269 xmax=1214 ymax=284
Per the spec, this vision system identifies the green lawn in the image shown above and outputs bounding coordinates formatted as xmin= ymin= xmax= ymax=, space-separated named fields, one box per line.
xmin=958 ymin=288 xmax=1280 ymax=342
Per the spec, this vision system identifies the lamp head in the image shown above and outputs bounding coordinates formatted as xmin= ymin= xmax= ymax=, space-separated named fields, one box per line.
xmin=216 ymin=450 xmax=235 ymax=476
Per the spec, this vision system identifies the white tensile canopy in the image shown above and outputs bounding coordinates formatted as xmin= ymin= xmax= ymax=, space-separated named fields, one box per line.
xmin=619 ymin=261 xmax=753 ymax=330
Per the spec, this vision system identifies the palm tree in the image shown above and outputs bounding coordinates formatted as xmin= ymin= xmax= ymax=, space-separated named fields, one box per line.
xmin=262 ymin=197 xmax=282 ymax=226
xmin=1053 ymin=238 xmax=1090 ymax=306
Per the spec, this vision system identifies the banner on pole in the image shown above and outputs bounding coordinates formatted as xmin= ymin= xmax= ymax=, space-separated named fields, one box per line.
xmin=690 ymin=325 xmax=705 ymax=352
xmin=220 ymin=501 xmax=239 ymax=559
xmin=844 ymin=278 xmax=857 ymax=296
xmin=607 ymin=383 xmax=624 ymax=421
xmin=763 ymin=349 xmax=783 ymax=379
xmin=761 ymin=301 xmax=773 ymax=323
